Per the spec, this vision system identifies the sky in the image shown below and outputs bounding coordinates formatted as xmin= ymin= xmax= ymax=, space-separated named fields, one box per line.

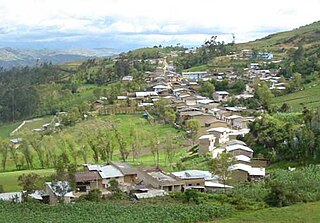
xmin=0 ymin=0 xmax=319 ymax=51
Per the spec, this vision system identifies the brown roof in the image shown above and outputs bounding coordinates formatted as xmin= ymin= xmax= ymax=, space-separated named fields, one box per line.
xmin=74 ymin=171 xmax=101 ymax=182
xmin=110 ymin=161 xmax=138 ymax=175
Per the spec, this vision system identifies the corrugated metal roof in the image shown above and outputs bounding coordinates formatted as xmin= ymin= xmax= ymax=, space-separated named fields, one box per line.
xmin=99 ymin=165 xmax=124 ymax=179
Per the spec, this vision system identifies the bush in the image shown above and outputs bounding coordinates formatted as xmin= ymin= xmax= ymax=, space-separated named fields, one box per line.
xmin=184 ymin=189 xmax=200 ymax=204
xmin=87 ymin=189 xmax=102 ymax=202
xmin=265 ymin=165 xmax=320 ymax=206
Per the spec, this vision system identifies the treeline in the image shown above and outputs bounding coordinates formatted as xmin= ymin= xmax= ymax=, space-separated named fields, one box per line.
xmin=0 ymin=64 xmax=65 ymax=123
xmin=175 ymin=36 xmax=232 ymax=71
xmin=0 ymin=118 xmax=181 ymax=172
xmin=0 ymin=54 xmax=152 ymax=123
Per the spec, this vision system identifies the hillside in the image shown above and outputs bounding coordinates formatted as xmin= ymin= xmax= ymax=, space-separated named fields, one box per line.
xmin=237 ymin=21 xmax=320 ymax=52
xmin=0 ymin=47 xmax=119 ymax=68
xmin=272 ymin=79 xmax=320 ymax=112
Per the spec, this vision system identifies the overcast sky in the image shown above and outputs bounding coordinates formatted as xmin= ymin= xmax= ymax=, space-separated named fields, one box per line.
xmin=0 ymin=0 xmax=319 ymax=51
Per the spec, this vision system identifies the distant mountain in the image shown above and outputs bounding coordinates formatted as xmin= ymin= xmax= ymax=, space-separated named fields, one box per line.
xmin=0 ymin=47 xmax=119 ymax=68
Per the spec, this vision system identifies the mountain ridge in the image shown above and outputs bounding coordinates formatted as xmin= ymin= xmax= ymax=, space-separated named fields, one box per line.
xmin=0 ymin=47 xmax=120 ymax=68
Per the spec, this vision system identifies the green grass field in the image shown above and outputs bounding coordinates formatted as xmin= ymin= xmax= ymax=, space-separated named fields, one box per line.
xmin=215 ymin=201 xmax=320 ymax=223
xmin=13 ymin=116 xmax=53 ymax=135
xmin=272 ymin=80 xmax=320 ymax=112
xmin=184 ymin=64 xmax=208 ymax=72
xmin=0 ymin=169 xmax=54 ymax=192
xmin=0 ymin=122 xmax=21 ymax=138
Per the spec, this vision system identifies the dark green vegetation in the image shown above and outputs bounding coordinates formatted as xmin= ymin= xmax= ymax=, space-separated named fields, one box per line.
xmin=245 ymin=109 xmax=320 ymax=165
xmin=0 ymin=200 xmax=229 ymax=223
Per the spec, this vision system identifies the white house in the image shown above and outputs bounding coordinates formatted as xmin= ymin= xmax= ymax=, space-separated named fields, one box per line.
xmin=207 ymin=127 xmax=231 ymax=145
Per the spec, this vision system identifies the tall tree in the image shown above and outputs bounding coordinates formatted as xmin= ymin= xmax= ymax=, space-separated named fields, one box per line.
xmin=0 ymin=138 xmax=8 ymax=171
xmin=255 ymin=82 xmax=273 ymax=110
xmin=186 ymin=119 xmax=201 ymax=145
xmin=18 ymin=173 xmax=43 ymax=200
xmin=149 ymin=131 xmax=160 ymax=167
xmin=209 ymin=152 xmax=236 ymax=193
xmin=113 ymin=126 xmax=129 ymax=162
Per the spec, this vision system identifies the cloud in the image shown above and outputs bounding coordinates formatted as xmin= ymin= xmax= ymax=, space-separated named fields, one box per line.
xmin=0 ymin=0 xmax=319 ymax=50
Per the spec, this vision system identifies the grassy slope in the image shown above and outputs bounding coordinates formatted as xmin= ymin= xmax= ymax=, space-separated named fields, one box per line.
xmin=272 ymin=79 xmax=320 ymax=112
xmin=0 ymin=169 xmax=54 ymax=192
xmin=13 ymin=116 xmax=53 ymax=134
xmin=0 ymin=114 xmax=184 ymax=192
xmin=238 ymin=21 xmax=320 ymax=51
xmin=215 ymin=201 xmax=320 ymax=223
xmin=0 ymin=122 xmax=21 ymax=138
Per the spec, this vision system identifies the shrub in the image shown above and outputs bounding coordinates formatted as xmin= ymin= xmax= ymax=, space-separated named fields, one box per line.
xmin=86 ymin=189 xmax=102 ymax=202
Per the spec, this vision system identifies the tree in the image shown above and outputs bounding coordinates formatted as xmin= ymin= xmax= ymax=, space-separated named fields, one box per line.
xmin=27 ymin=133 xmax=45 ymax=168
xmin=186 ymin=119 xmax=201 ymax=145
xmin=97 ymin=129 xmax=114 ymax=163
xmin=0 ymin=138 xmax=8 ymax=171
xmin=9 ymin=143 xmax=18 ymax=169
xmin=64 ymin=135 xmax=79 ymax=166
xmin=130 ymin=127 xmax=141 ymax=162
xmin=113 ymin=126 xmax=129 ymax=162
xmin=200 ymin=82 xmax=215 ymax=98
xmin=149 ymin=131 xmax=160 ymax=167
xmin=255 ymin=82 xmax=273 ymax=110
xmin=164 ymin=135 xmax=179 ymax=167
xmin=230 ymin=80 xmax=245 ymax=94
xmin=87 ymin=132 xmax=100 ymax=163
xmin=209 ymin=152 xmax=236 ymax=193
xmin=18 ymin=173 xmax=43 ymax=200
xmin=20 ymin=140 xmax=34 ymax=169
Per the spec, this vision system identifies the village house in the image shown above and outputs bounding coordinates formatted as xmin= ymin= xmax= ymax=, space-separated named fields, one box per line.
xmin=137 ymin=167 xmax=184 ymax=192
xmin=207 ymin=127 xmax=231 ymax=145
xmin=182 ymin=71 xmax=207 ymax=80
xmin=198 ymin=134 xmax=216 ymax=155
xmin=84 ymin=164 xmax=125 ymax=187
xmin=75 ymin=162 xmax=138 ymax=194
xmin=229 ymin=164 xmax=266 ymax=183
xmin=225 ymin=143 xmax=253 ymax=158
xmin=225 ymin=115 xmax=244 ymax=129
xmin=212 ymin=91 xmax=229 ymax=102
xmin=75 ymin=171 xmax=102 ymax=193
xmin=171 ymin=170 xmax=212 ymax=192
xmin=110 ymin=161 xmax=138 ymax=184
xmin=45 ymin=181 xmax=75 ymax=204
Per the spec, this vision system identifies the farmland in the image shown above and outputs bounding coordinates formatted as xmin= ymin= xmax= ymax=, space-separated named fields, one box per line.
xmin=0 ymin=200 xmax=229 ymax=223
xmin=272 ymin=79 xmax=320 ymax=112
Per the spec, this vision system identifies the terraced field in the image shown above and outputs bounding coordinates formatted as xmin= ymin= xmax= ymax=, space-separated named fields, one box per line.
xmin=272 ymin=80 xmax=320 ymax=112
